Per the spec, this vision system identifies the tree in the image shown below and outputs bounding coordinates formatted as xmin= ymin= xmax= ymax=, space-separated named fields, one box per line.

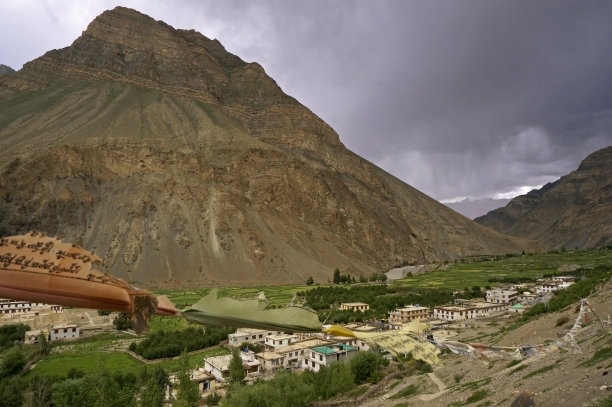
xmin=113 ymin=313 xmax=134 ymax=331
xmin=38 ymin=331 xmax=50 ymax=356
xmin=228 ymin=348 xmax=245 ymax=386
xmin=24 ymin=374 xmax=52 ymax=407
xmin=0 ymin=377 xmax=24 ymax=407
xmin=205 ymin=392 xmax=221 ymax=406
xmin=359 ymin=275 xmax=367 ymax=283
xmin=173 ymin=370 xmax=200 ymax=407
xmin=378 ymin=274 xmax=387 ymax=282
xmin=139 ymin=379 xmax=164 ymax=407
xmin=239 ymin=342 xmax=262 ymax=353
xmin=306 ymin=276 xmax=314 ymax=286
xmin=0 ymin=324 xmax=30 ymax=348
xmin=350 ymin=351 xmax=380 ymax=384
xmin=333 ymin=268 xmax=341 ymax=284
xmin=1 ymin=346 xmax=25 ymax=378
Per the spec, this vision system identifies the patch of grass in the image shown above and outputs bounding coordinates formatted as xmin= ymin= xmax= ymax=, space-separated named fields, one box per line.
xmin=508 ymin=364 xmax=528 ymax=375
xmin=465 ymin=390 xmax=489 ymax=404
xmin=347 ymin=385 xmax=369 ymax=399
xmin=156 ymin=346 xmax=230 ymax=372
xmin=389 ymin=384 xmax=419 ymax=400
xmin=591 ymin=394 xmax=612 ymax=407
xmin=578 ymin=347 xmax=612 ymax=368
xmin=31 ymin=352 xmax=142 ymax=377
xmin=453 ymin=377 xmax=491 ymax=392
xmin=388 ymin=380 xmax=401 ymax=391
xmin=523 ymin=362 xmax=560 ymax=379
xmin=505 ymin=359 xmax=522 ymax=369
xmin=394 ymin=402 xmax=412 ymax=407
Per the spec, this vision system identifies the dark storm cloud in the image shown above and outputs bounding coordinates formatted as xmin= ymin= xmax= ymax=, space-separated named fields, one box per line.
xmin=1 ymin=0 xmax=612 ymax=202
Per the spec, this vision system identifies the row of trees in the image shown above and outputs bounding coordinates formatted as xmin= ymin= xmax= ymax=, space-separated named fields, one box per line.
xmin=299 ymin=284 xmax=455 ymax=323
xmin=0 ymin=324 xmax=30 ymax=349
xmin=0 ymin=349 xmax=203 ymax=407
xmin=223 ymin=350 xmax=389 ymax=407
xmin=128 ymin=326 xmax=235 ymax=360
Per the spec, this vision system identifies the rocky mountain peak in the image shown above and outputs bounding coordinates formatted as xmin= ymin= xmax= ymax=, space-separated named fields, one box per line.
xmin=0 ymin=8 xmax=538 ymax=286
xmin=0 ymin=65 xmax=14 ymax=76
xmin=476 ymin=146 xmax=612 ymax=249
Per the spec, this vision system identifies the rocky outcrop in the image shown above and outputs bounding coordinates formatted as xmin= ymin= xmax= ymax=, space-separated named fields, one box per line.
xmin=0 ymin=7 xmax=537 ymax=286
xmin=476 ymin=146 xmax=612 ymax=249
xmin=0 ymin=65 xmax=14 ymax=76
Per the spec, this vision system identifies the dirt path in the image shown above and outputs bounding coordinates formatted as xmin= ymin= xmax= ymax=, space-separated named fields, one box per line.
xmin=419 ymin=371 xmax=449 ymax=401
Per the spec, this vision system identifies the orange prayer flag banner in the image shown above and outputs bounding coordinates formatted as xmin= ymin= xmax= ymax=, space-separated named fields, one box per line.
xmin=0 ymin=232 xmax=176 ymax=331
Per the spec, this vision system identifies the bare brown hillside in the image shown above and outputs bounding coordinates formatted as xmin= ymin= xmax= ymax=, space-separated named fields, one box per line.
xmin=0 ymin=7 xmax=537 ymax=286
xmin=476 ymin=146 xmax=612 ymax=249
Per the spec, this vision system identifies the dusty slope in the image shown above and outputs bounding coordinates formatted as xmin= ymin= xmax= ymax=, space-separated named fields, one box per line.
xmin=358 ymin=280 xmax=612 ymax=407
xmin=0 ymin=7 xmax=536 ymax=286
xmin=476 ymin=146 xmax=612 ymax=249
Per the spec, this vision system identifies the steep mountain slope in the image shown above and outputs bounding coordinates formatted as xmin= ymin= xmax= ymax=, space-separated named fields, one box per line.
xmin=0 ymin=65 xmax=15 ymax=76
xmin=0 ymin=7 xmax=536 ymax=286
xmin=476 ymin=146 xmax=612 ymax=249
xmin=444 ymin=198 xmax=511 ymax=220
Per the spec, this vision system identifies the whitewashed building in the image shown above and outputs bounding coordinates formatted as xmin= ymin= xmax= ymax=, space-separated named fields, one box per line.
xmin=228 ymin=328 xmax=283 ymax=346
xmin=264 ymin=333 xmax=299 ymax=350
xmin=0 ymin=299 xmax=62 ymax=315
xmin=434 ymin=302 xmax=507 ymax=321
xmin=485 ymin=289 xmax=518 ymax=304
xmin=389 ymin=305 xmax=430 ymax=325
xmin=340 ymin=302 xmax=370 ymax=312
xmin=203 ymin=351 xmax=262 ymax=382
xmin=302 ymin=343 xmax=357 ymax=372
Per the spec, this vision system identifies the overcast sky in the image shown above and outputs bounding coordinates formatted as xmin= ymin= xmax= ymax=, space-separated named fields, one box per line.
xmin=1 ymin=0 xmax=611 ymax=202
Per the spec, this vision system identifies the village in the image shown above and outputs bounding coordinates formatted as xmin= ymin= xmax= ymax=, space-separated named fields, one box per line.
xmin=0 ymin=274 xmax=578 ymax=402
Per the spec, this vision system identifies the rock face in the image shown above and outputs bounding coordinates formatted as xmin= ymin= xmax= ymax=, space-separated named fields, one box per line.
xmin=476 ymin=147 xmax=612 ymax=249
xmin=0 ymin=65 xmax=15 ymax=76
xmin=0 ymin=7 xmax=536 ymax=286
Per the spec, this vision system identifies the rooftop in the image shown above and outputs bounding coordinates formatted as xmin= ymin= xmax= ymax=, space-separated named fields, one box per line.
xmin=341 ymin=302 xmax=369 ymax=307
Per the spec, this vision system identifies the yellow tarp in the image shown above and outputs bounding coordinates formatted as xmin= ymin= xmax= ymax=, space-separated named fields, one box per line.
xmin=353 ymin=330 xmax=441 ymax=366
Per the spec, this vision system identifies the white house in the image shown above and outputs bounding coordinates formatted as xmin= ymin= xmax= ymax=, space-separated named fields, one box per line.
xmin=302 ymin=343 xmax=357 ymax=372
xmin=552 ymin=276 xmax=575 ymax=282
xmin=485 ymin=289 xmax=518 ymax=304
xmin=389 ymin=305 xmax=430 ymax=325
xmin=340 ymin=302 xmax=370 ymax=312
xmin=166 ymin=369 xmax=217 ymax=401
xmin=24 ymin=324 xmax=80 ymax=344
xmin=228 ymin=328 xmax=283 ymax=346
xmin=203 ymin=351 xmax=262 ymax=383
xmin=264 ymin=333 xmax=299 ymax=350
xmin=49 ymin=324 xmax=79 ymax=341
xmin=0 ymin=299 xmax=62 ymax=315
xmin=434 ymin=302 xmax=507 ymax=321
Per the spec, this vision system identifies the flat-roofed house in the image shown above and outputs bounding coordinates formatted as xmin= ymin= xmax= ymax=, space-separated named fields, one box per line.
xmin=485 ymin=289 xmax=518 ymax=304
xmin=389 ymin=305 xmax=430 ymax=326
xmin=166 ymin=369 xmax=217 ymax=401
xmin=302 ymin=343 xmax=357 ymax=372
xmin=228 ymin=328 xmax=283 ymax=346
xmin=203 ymin=351 xmax=262 ymax=383
xmin=340 ymin=302 xmax=369 ymax=312
xmin=264 ymin=333 xmax=299 ymax=350
xmin=434 ymin=302 xmax=507 ymax=321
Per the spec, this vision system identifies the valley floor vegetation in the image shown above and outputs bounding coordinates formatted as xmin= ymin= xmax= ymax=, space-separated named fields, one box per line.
xmin=0 ymin=247 xmax=610 ymax=406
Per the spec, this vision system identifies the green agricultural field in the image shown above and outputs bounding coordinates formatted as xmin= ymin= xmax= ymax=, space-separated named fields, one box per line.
xmin=393 ymin=248 xmax=612 ymax=290
xmin=31 ymin=352 xmax=143 ymax=377
xmin=155 ymin=285 xmax=318 ymax=308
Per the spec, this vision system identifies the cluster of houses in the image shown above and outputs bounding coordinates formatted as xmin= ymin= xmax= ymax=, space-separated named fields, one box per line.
xmin=179 ymin=275 xmax=579 ymax=398
xmin=168 ymin=325 xmax=374 ymax=399
xmin=0 ymin=297 xmax=116 ymax=344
